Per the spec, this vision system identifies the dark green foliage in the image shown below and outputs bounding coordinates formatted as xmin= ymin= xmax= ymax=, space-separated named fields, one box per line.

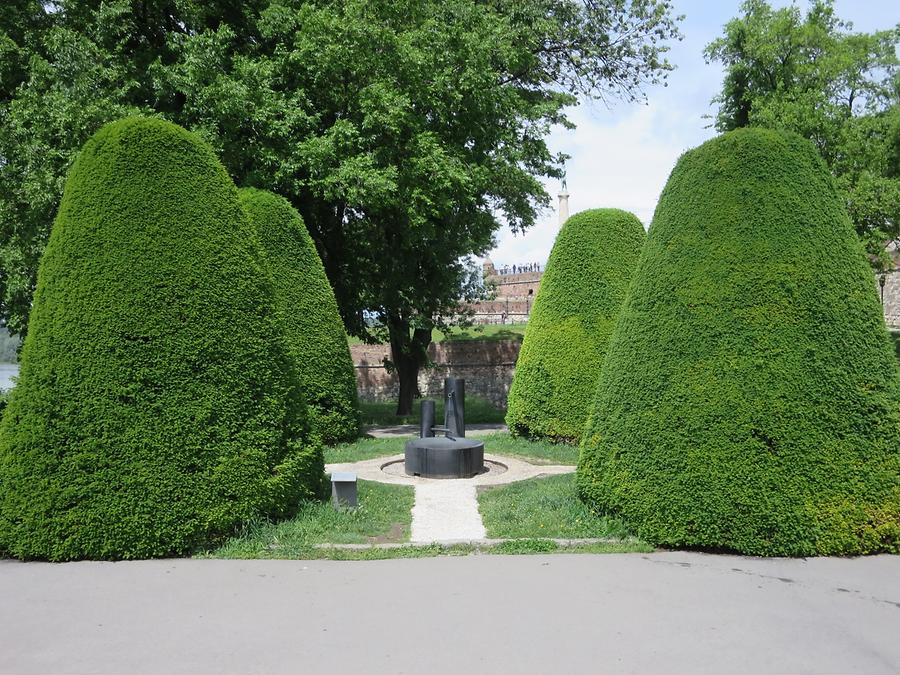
xmin=239 ymin=188 xmax=360 ymax=444
xmin=577 ymin=128 xmax=900 ymax=556
xmin=0 ymin=117 xmax=324 ymax=561
xmin=506 ymin=209 xmax=645 ymax=442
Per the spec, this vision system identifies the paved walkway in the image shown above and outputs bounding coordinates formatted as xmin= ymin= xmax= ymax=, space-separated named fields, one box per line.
xmin=411 ymin=483 xmax=485 ymax=542
xmin=326 ymin=453 xmax=573 ymax=543
xmin=2 ymin=553 xmax=898 ymax=674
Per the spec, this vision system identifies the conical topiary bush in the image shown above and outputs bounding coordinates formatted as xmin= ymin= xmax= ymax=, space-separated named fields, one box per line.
xmin=577 ymin=128 xmax=900 ymax=556
xmin=239 ymin=188 xmax=360 ymax=444
xmin=505 ymin=209 xmax=646 ymax=442
xmin=0 ymin=117 xmax=324 ymax=561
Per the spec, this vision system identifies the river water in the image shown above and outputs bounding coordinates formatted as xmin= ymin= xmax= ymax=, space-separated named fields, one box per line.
xmin=0 ymin=363 xmax=18 ymax=391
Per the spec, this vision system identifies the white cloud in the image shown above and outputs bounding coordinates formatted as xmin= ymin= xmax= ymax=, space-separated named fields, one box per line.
xmin=487 ymin=101 xmax=713 ymax=267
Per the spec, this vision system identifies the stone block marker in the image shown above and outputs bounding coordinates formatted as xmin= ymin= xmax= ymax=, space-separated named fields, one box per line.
xmin=331 ymin=472 xmax=358 ymax=509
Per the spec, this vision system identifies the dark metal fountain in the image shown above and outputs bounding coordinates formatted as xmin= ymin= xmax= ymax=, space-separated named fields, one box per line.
xmin=404 ymin=377 xmax=485 ymax=478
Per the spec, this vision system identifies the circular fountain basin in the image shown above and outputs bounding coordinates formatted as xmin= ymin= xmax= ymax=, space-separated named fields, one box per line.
xmin=404 ymin=436 xmax=485 ymax=478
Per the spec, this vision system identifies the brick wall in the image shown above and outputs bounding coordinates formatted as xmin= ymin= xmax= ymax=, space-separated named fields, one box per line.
xmin=490 ymin=271 xmax=542 ymax=297
xmin=352 ymin=339 xmax=521 ymax=408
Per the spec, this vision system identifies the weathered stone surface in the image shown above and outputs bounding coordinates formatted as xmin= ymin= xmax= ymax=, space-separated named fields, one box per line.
xmin=352 ymin=340 xmax=521 ymax=407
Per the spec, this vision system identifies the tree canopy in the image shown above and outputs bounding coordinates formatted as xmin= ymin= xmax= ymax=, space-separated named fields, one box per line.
xmin=704 ymin=0 xmax=900 ymax=268
xmin=0 ymin=0 xmax=681 ymax=411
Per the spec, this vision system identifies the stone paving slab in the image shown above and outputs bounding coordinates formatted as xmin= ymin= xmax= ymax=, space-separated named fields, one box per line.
xmin=325 ymin=453 xmax=573 ymax=487
xmin=313 ymin=537 xmax=627 ymax=550
xmin=411 ymin=483 xmax=486 ymax=542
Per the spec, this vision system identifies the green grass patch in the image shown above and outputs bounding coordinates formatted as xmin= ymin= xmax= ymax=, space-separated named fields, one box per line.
xmin=479 ymin=473 xmax=635 ymax=540
xmin=301 ymin=539 xmax=651 ymax=560
xmin=481 ymin=432 xmax=579 ymax=465
xmin=204 ymin=480 xmax=413 ymax=559
xmin=324 ymin=436 xmax=404 ymax=464
xmin=435 ymin=323 xmax=527 ymax=343
xmin=324 ymin=432 xmax=578 ymax=466
xmin=360 ymin=395 xmax=505 ymax=426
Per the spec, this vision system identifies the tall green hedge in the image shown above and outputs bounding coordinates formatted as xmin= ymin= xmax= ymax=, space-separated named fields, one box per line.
xmin=505 ymin=209 xmax=645 ymax=442
xmin=239 ymin=188 xmax=360 ymax=444
xmin=577 ymin=128 xmax=900 ymax=556
xmin=0 ymin=117 xmax=324 ymax=561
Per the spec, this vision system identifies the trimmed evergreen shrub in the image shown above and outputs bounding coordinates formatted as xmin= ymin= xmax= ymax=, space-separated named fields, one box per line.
xmin=577 ymin=128 xmax=900 ymax=556
xmin=0 ymin=117 xmax=324 ymax=561
xmin=505 ymin=209 xmax=645 ymax=442
xmin=239 ymin=188 xmax=360 ymax=444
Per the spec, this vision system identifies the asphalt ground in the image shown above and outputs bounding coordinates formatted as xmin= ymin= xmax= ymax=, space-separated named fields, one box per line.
xmin=1 ymin=551 xmax=898 ymax=674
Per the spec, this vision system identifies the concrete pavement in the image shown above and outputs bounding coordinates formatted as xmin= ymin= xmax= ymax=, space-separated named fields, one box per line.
xmin=1 ymin=552 xmax=898 ymax=674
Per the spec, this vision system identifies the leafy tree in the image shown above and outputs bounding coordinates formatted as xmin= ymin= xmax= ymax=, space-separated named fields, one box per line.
xmin=704 ymin=0 xmax=900 ymax=268
xmin=0 ymin=0 xmax=681 ymax=414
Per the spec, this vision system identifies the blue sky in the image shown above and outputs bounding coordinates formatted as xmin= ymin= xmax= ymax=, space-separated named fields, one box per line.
xmin=487 ymin=0 xmax=900 ymax=268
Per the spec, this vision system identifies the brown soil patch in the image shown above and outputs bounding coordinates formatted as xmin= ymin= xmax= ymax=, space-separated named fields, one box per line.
xmin=368 ymin=522 xmax=406 ymax=544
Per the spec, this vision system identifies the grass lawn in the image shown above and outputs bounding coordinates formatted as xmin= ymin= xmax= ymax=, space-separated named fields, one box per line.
xmin=205 ymin=480 xmax=414 ymax=559
xmin=324 ymin=436 xmax=404 ymax=464
xmin=324 ymin=431 xmax=578 ymax=465
xmin=206 ymin=440 xmax=650 ymax=560
xmin=478 ymin=473 xmax=636 ymax=541
xmin=359 ymin=395 xmax=505 ymax=426
xmin=311 ymin=539 xmax=652 ymax=559
xmin=481 ymin=432 xmax=579 ymax=465
xmin=434 ymin=323 xmax=527 ymax=343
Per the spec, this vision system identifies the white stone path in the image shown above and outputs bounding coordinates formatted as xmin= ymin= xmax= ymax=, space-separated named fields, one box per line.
xmin=411 ymin=483 xmax=485 ymax=542
xmin=325 ymin=453 xmax=574 ymax=544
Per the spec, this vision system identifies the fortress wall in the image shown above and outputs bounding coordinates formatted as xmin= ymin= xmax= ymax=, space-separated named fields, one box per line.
xmin=352 ymin=339 xmax=521 ymax=408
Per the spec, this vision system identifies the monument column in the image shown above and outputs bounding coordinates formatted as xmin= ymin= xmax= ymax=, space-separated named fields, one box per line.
xmin=558 ymin=177 xmax=569 ymax=225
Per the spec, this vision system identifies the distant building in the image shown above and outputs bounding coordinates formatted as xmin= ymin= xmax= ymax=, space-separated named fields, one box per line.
xmin=467 ymin=186 xmax=900 ymax=330
xmin=468 ymin=259 xmax=543 ymax=324
xmin=466 ymin=180 xmax=572 ymax=324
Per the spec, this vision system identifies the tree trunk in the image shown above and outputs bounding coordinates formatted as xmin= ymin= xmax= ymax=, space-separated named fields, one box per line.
xmin=387 ymin=315 xmax=431 ymax=416
xmin=395 ymin=353 xmax=418 ymax=417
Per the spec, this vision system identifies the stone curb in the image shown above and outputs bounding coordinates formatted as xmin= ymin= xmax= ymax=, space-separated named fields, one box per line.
xmin=312 ymin=537 xmax=638 ymax=550
xmin=325 ymin=452 xmax=574 ymax=487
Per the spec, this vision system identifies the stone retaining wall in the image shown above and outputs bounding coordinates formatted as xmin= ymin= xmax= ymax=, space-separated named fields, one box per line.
xmin=352 ymin=339 xmax=521 ymax=408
